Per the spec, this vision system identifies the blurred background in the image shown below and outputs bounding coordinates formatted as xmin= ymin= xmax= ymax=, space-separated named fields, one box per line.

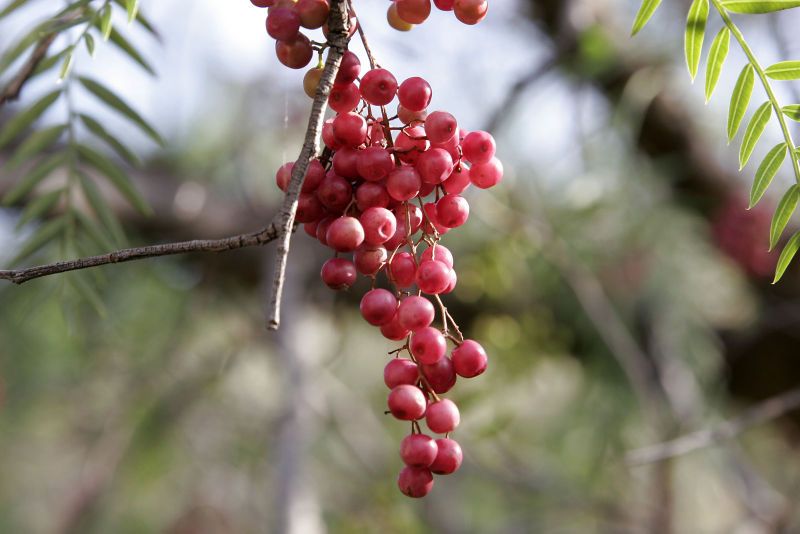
xmin=2 ymin=0 xmax=800 ymax=532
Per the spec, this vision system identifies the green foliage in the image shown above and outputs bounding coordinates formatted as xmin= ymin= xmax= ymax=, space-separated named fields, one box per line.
xmin=635 ymin=0 xmax=800 ymax=281
xmin=0 ymin=0 xmax=159 ymax=278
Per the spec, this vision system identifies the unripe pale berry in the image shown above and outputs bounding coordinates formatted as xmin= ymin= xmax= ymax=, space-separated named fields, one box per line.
xmin=410 ymin=326 xmax=447 ymax=364
xmin=400 ymin=434 xmax=438 ymax=467
xmin=425 ymin=398 xmax=460 ymax=434
xmin=326 ymin=216 xmax=365 ymax=252
xmin=320 ymin=257 xmax=357 ymax=290
xmin=384 ymin=358 xmax=419 ymax=389
xmin=360 ymin=68 xmax=398 ymax=106
xmin=387 ymin=3 xmax=415 ymax=31
xmin=303 ymin=67 xmax=323 ymax=98
xmin=397 ymin=296 xmax=435 ymax=331
xmin=360 ymin=288 xmax=398 ymax=326
xmin=397 ymin=466 xmax=434 ymax=498
xmin=452 ymin=339 xmax=488 ymax=378
xmin=430 ymin=438 xmax=462 ymax=475
xmin=388 ymin=384 xmax=427 ymax=420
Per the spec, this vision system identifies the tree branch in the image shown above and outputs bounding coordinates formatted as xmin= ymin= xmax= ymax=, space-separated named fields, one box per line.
xmin=266 ymin=0 xmax=350 ymax=331
xmin=626 ymin=386 xmax=800 ymax=466
xmin=0 ymin=223 xmax=280 ymax=285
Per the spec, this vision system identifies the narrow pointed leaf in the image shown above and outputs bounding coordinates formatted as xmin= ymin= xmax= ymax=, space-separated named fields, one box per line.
xmin=58 ymin=47 xmax=75 ymax=80
xmin=2 ymin=152 xmax=64 ymax=204
xmin=9 ymin=217 xmax=66 ymax=266
xmin=728 ymin=65 xmax=755 ymax=141
xmin=765 ymin=61 xmax=800 ymax=80
xmin=0 ymin=21 xmax=49 ymax=75
xmin=774 ymin=231 xmax=800 ymax=283
xmin=85 ymin=33 xmax=95 ymax=56
xmin=750 ymin=142 xmax=787 ymax=208
xmin=632 ymin=0 xmax=662 ymax=35
xmin=0 ymin=0 xmax=29 ymax=19
xmin=782 ymin=105 xmax=800 ymax=121
xmin=77 ymin=144 xmax=152 ymax=216
xmin=78 ymin=77 xmax=163 ymax=145
xmin=721 ymin=0 xmax=800 ymax=13
xmin=94 ymin=24 xmax=155 ymax=75
xmin=685 ymin=0 xmax=709 ymax=80
xmin=100 ymin=4 xmax=113 ymax=40
xmin=0 ymin=89 xmax=61 ymax=150
xmin=112 ymin=0 xmax=160 ymax=38
xmin=739 ymin=101 xmax=772 ymax=168
xmin=125 ymin=0 xmax=139 ymax=23
xmin=78 ymin=114 xmax=140 ymax=165
xmin=4 ymin=124 xmax=66 ymax=170
xmin=770 ymin=185 xmax=800 ymax=250
xmin=77 ymin=171 xmax=126 ymax=246
xmin=15 ymin=188 xmax=63 ymax=229
xmin=705 ymin=28 xmax=730 ymax=101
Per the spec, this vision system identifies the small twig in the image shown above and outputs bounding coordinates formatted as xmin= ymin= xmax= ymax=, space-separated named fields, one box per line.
xmin=0 ymin=223 xmax=281 ymax=285
xmin=266 ymin=0 xmax=350 ymax=331
xmin=626 ymin=387 xmax=800 ymax=466
xmin=0 ymin=30 xmax=60 ymax=107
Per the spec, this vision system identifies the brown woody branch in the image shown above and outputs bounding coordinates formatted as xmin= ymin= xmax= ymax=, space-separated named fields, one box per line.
xmin=266 ymin=0 xmax=350 ymax=331
xmin=0 ymin=223 xmax=280 ymax=285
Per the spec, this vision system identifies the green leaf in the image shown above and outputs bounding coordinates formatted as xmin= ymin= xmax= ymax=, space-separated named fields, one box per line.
xmin=4 ymin=124 xmax=66 ymax=170
xmin=765 ymin=61 xmax=800 ymax=80
xmin=125 ymin=0 xmax=139 ymax=23
xmin=58 ymin=46 xmax=75 ymax=80
xmin=70 ymin=270 xmax=107 ymax=316
xmin=774 ymin=231 xmax=800 ymax=283
xmin=782 ymin=104 xmax=800 ymax=121
xmin=31 ymin=48 xmax=69 ymax=77
xmin=100 ymin=4 xmax=113 ymax=40
xmin=0 ymin=0 xmax=29 ymax=19
xmin=100 ymin=25 xmax=156 ymax=75
xmin=685 ymin=0 xmax=709 ymax=81
xmin=770 ymin=185 xmax=800 ymax=250
xmin=72 ymin=207 xmax=114 ymax=252
xmin=728 ymin=64 xmax=755 ymax=141
xmin=0 ymin=21 xmax=50 ymax=76
xmin=750 ymin=142 xmax=787 ymax=208
xmin=9 ymin=217 xmax=66 ymax=266
xmin=2 ymin=152 xmax=64 ymax=204
xmin=0 ymin=89 xmax=61 ymax=150
xmin=77 ymin=171 xmax=126 ymax=247
xmin=739 ymin=101 xmax=772 ymax=169
xmin=720 ymin=0 xmax=800 ymax=13
xmin=78 ymin=114 xmax=140 ymax=166
xmin=85 ymin=32 xmax=95 ymax=56
xmin=15 ymin=188 xmax=63 ymax=229
xmin=632 ymin=0 xmax=662 ymax=35
xmin=78 ymin=76 xmax=163 ymax=145
xmin=77 ymin=143 xmax=152 ymax=216
xmin=705 ymin=28 xmax=730 ymax=102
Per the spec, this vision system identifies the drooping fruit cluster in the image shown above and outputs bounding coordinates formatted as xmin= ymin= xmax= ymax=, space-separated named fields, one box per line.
xmin=275 ymin=50 xmax=501 ymax=496
xmin=249 ymin=0 xmax=358 ymax=70
xmin=387 ymin=0 xmax=489 ymax=31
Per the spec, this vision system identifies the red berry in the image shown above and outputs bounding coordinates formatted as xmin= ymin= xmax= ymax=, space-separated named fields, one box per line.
xmin=315 ymin=216 xmax=334 ymax=246
xmin=441 ymin=268 xmax=457 ymax=294
xmin=355 ymin=181 xmax=390 ymax=211
xmin=422 ymin=202 xmax=450 ymax=235
xmin=333 ymin=112 xmax=368 ymax=147
xmin=360 ymin=207 xmax=397 ymax=246
xmin=398 ymin=77 xmax=432 ymax=112
xmin=443 ymin=165 xmax=471 ymax=195
xmin=394 ymin=125 xmax=429 ymax=164
xmin=395 ymin=203 xmax=423 ymax=233
xmin=430 ymin=438 xmax=462 ymax=475
xmin=388 ymin=384 xmax=427 ymax=420
xmin=415 ymin=259 xmax=451 ymax=294
xmin=322 ymin=118 xmax=343 ymax=150
xmin=296 ymin=192 xmax=325 ymax=223
xmin=326 ymin=216 xmax=365 ymax=252
xmin=303 ymin=221 xmax=318 ymax=238
xmin=316 ymin=172 xmax=352 ymax=212
xmin=267 ymin=7 xmax=301 ymax=41
xmin=433 ymin=0 xmax=454 ymax=10
xmin=335 ymin=50 xmax=361 ymax=85
xmin=356 ymin=146 xmax=394 ymax=182
xmin=275 ymin=34 xmax=313 ymax=69
xmin=410 ymin=326 xmax=447 ymax=365
xmin=320 ymin=257 xmax=357 ymax=289
xmin=420 ymin=245 xmax=453 ymax=269
xmin=397 ymin=466 xmax=434 ymax=498
xmin=360 ymin=68 xmax=398 ymax=106
xmin=452 ymin=339 xmax=488 ymax=378
xmin=354 ymin=245 xmax=388 ymax=275
xmin=383 ymin=221 xmax=410 ymax=251
xmin=251 ymin=0 xmax=275 ymax=7
xmin=400 ymin=434 xmax=438 ymax=467
xmin=332 ymin=147 xmax=360 ymax=179
xmin=386 ymin=166 xmax=422 ymax=202
xmin=385 ymin=358 xmax=419 ymax=388
xmin=461 ymin=130 xmax=496 ymax=164
xmin=360 ymin=288 xmax=398 ymax=326
xmin=424 ymin=111 xmax=458 ymax=144
xmin=436 ymin=194 xmax=469 ymax=228
xmin=276 ymin=159 xmax=325 ymax=193
xmin=329 ymin=83 xmax=361 ymax=113
xmin=389 ymin=251 xmax=417 ymax=288
xmin=396 ymin=0 xmax=432 ymax=24
xmin=296 ymin=0 xmax=329 ymax=29
xmin=421 ymin=356 xmax=457 ymax=394
xmin=397 ymin=105 xmax=428 ymax=125
xmin=387 ymin=2 xmax=415 ymax=31
xmin=380 ymin=312 xmax=411 ymax=340
xmin=453 ymin=0 xmax=488 ymax=25
xmin=469 ymin=157 xmax=503 ymax=188
xmin=397 ymin=296 xmax=435 ymax=330
xmin=425 ymin=399 xmax=460 ymax=433
xmin=416 ymin=147 xmax=454 ymax=184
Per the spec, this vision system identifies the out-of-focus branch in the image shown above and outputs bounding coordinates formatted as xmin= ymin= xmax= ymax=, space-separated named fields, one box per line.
xmin=266 ymin=0 xmax=350 ymax=331
xmin=626 ymin=386 xmax=800 ymax=465
xmin=0 ymin=32 xmax=58 ymax=107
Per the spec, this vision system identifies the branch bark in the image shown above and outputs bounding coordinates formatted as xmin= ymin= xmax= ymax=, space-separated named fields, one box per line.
xmin=266 ymin=0 xmax=350 ymax=331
